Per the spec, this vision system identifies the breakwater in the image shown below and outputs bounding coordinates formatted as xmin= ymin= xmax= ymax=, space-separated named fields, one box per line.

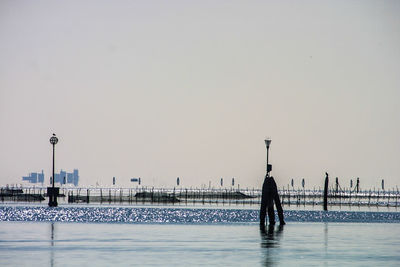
xmin=1 ymin=186 xmax=399 ymax=208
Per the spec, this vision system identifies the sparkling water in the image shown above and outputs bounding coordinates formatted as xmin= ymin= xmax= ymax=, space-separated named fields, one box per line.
xmin=1 ymin=205 xmax=399 ymax=266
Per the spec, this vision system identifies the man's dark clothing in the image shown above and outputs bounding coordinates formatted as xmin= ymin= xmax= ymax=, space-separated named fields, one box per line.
xmin=260 ymin=177 xmax=284 ymax=225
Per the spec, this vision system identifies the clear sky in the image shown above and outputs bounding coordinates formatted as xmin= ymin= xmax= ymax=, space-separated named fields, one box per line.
xmin=1 ymin=0 xmax=399 ymax=190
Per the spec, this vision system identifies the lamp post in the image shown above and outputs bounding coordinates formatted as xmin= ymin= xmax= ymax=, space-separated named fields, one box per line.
xmin=264 ymin=139 xmax=272 ymax=177
xmin=48 ymin=134 xmax=59 ymax=207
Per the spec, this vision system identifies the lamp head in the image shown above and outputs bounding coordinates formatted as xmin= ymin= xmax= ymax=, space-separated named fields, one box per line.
xmin=264 ymin=139 xmax=271 ymax=148
xmin=50 ymin=134 xmax=58 ymax=145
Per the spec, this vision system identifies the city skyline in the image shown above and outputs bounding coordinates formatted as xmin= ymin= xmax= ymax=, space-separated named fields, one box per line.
xmin=20 ymin=169 xmax=79 ymax=186
xmin=1 ymin=1 xmax=399 ymax=189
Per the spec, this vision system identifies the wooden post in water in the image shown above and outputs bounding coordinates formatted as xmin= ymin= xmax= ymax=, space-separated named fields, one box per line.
xmin=368 ymin=190 xmax=371 ymax=205
xmin=349 ymin=187 xmax=352 ymax=205
xmin=377 ymin=189 xmax=380 ymax=206
xmin=173 ymin=187 xmax=176 ymax=205
xmin=323 ymin=172 xmax=329 ymax=211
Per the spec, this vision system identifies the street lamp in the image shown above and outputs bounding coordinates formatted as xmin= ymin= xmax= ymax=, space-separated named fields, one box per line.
xmin=264 ymin=138 xmax=272 ymax=176
xmin=48 ymin=134 xmax=59 ymax=207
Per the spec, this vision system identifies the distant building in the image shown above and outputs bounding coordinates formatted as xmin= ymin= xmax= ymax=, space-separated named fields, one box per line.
xmin=22 ymin=170 xmax=45 ymax=184
xmin=54 ymin=169 xmax=79 ymax=186
xmin=22 ymin=169 xmax=79 ymax=186
xmin=130 ymin=177 xmax=141 ymax=185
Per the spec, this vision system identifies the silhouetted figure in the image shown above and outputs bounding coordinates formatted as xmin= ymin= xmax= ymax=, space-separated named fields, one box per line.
xmin=260 ymin=175 xmax=285 ymax=226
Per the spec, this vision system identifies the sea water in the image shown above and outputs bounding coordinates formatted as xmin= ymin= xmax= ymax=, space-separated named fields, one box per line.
xmin=1 ymin=205 xmax=400 ymax=266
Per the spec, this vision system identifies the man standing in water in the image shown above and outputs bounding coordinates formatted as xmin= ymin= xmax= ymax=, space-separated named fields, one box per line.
xmin=260 ymin=174 xmax=285 ymax=226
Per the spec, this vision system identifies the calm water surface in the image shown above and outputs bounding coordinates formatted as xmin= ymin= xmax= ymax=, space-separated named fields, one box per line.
xmin=1 ymin=206 xmax=399 ymax=266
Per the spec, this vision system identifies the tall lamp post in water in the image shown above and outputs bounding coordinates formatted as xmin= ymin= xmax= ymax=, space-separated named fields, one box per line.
xmin=264 ymin=138 xmax=272 ymax=177
xmin=48 ymin=134 xmax=59 ymax=207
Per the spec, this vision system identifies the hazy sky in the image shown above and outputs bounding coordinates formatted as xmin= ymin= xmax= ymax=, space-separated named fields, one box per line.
xmin=1 ymin=0 xmax=399 ymax=189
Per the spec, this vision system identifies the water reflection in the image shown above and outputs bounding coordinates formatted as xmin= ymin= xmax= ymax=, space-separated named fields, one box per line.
xmin=324 ymin=222 xmax=328 ymax=266
xmin=260 ymin=224 xmax=284 ymax=266
xmin=50 ymin=223 xmax=55 ymax=267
